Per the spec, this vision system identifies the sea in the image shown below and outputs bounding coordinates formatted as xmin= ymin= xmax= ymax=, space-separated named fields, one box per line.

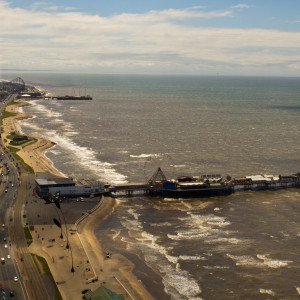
xmin=1 ymin=72 xmax=300 ymax=299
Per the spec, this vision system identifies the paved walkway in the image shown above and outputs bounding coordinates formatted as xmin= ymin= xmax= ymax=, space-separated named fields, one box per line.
xmin=13 ymin=173 xmax=50 ymax=300
xmin=28 ymin=197 xmax=154 ymax=300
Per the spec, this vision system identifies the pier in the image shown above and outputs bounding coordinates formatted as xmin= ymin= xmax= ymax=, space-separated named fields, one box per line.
xmin=110 ymin=169 xmax=300 ymax=197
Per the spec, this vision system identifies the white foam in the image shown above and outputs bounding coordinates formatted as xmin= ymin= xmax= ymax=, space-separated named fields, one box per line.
xmin=149 ymin=221 xmax=172 ymax=227
xmin=63 ymin=131 xmax=79 ymax=137
xmin=30 ymin=100 xmax=63 ymax=118
xmin=227 ymin=254 xmax=263 ymax=267
xmin=47 ymin=149 xmax=62 ymax=155
xmin=207 ymin=237 xmax=242 ymax=244
xmin=203 ymin=265 xmax=229 ymax=269
xmin=163 ymin=272 xmax=202 ymax=299
xmin=259 ymin=289 xmax=276 ymax=296
xmin=163 ymin=198 xmax=179 ymax=202
xmin=165 ymin=254 xmax=179 ymax=265
xmin=256 ymin=254 xmax=291 ymax=268
xmin=189 ymin=213 xmax=231 ymax=228
xmin=179 ymin=255 xmax=207 ymax=261
xmin=227 ymin=254 xmax=292 ymax=268
xmin=112 ymin=230 xmax=121 ymax=240
xmin=167 ymin=212 xmax=236 ymax=245
xmin=130 ymin=153 xmax=158 ymax=158
xmin=118 ymin=150 xmax=129 ymax=154
xmin=119 ymin=216 xmax=203 ymax=299
xmin=168 ymin=231 xmax=212 ymax=241
xmin=122 ymin=219 xmax=143 ymax=231
xmin=128 ymin=208 xmax=140 ymax=220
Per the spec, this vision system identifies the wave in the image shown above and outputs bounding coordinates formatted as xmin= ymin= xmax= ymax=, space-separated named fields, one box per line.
xmin=226 ymin=253 xmax=292 ymax=268
xmin=120 ymin=209 xmax=202 ymax=299
xmin=130 ymin=153 xmax=159 ymax=158
xmin=19 ymin=101 xmax=127 ymax=184
xmin=259 ymin=289 xmax=276 ymax=296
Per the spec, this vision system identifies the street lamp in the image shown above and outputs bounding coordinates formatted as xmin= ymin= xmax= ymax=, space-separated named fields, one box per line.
xmin=53 ymin=196 xmax=70 ymax=248
xmin=52 ymin=194 xmax=75 ymax=273
xmin=51 ymin=192 xmax=74 ymax=271
xmin=53 ymin=217 xmax=74 ymax=273
xmin=51 ymin=198 xmax=64 ymax=239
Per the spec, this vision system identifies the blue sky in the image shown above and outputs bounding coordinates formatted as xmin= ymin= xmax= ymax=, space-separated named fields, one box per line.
xmin=1 ymin=0 xmax=300 ymax=76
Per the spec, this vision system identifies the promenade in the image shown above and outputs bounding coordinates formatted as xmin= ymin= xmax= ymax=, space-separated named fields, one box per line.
xmin=1 ymin=95 xmax=155 ymax=299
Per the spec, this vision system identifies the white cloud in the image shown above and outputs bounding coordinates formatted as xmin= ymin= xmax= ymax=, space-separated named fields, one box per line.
xmin=231 ymin=4 xmax=250 ymax=9
xmin=0 ymin=1 xmax=300 ymax=75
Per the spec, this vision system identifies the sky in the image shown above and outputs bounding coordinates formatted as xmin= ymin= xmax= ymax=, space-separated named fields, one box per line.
xmin=1 ymin=0 xmax=300 ymax=76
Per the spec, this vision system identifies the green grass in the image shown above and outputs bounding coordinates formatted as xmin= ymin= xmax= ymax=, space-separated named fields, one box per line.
xmin=1 ymin=110 xmax=17 ymax=119
xmin=32 ymin=254 xmax=63 ymax=300
xmin=6 ymin=134 xmax=37 ymax=146
xmin=6 ymin=99 xmax=18 ymax=106
xmin=8 ymin=146 xmax=34 ymax=173
xmin=0 ymin=100 xmax=18 ymax=128
xmin=7 ymin=134 xmax=23 ymax=140
xmin=24 ymin=227 xmax=33 ymax=246
xmin=0 ymin=109 xmax=17 ymax=130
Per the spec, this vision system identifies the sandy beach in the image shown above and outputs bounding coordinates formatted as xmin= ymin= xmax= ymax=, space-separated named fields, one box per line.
xmin=2 ymin=97 xmax=154 ymax=300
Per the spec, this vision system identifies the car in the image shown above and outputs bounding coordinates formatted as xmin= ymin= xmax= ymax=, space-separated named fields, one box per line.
xmin=9 ymin=291 xmax=14 ymax=297
xmin=7 ymin=255 xmax=11 ymax=259
xmin=4 ymin=244 xmax=8 ymax=249
xmin=3 ymin=237 xmax=6 ymax=242
xmin=2 ymin=224 xmax=5 ymax=227
xmin=11 ymin=184 xmax=14 ymax=187
xmin=13 ymin=276 xmax=18 ymax=282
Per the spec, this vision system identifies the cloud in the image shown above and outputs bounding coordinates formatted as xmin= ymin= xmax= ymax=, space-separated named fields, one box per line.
xmin=0 ymin=1 xmax=300 ymax=75
xmin=30 ymin=1 xmax=77 ymax=12
xmin=231 ymin=4 xmax=250 ymax=9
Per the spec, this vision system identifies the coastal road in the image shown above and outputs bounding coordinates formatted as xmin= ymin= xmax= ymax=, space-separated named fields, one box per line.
xmin=1 ymin=95 xmax=50 ymax=299
xmin=12 ymin=172 xmax=50 ymax=300
xmin=0 ymin=146 xmax=28 ymax=299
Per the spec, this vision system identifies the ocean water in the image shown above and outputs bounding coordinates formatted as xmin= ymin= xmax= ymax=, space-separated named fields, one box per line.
xmin=2 ymin=72 xmax=300 ymax=299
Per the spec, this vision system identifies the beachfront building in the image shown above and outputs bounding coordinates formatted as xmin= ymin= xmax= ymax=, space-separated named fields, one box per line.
xmin=35 ymin=177 xmax=75 ymax=198
xmin=19 ymin=92 xmax=42 ymax=98
xmin=48 ymin=179 xmax=106 ymax=197
xmin=35 ymin=173 xmax=106 ymax=198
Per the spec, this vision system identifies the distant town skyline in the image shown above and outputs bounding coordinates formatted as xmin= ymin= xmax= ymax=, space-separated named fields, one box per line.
xmin=1 ymin=0 xmax=300 ymax=76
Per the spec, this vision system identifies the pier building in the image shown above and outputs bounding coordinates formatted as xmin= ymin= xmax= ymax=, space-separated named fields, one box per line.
xmin=35 ymin=173 xmax=106 ymax=198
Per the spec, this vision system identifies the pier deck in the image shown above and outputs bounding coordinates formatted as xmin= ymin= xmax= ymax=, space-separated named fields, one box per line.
xmin=110 ymin=173 xmax=300 ymax=198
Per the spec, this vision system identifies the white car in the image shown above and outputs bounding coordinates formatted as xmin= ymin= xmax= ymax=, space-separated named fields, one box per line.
xmin=4 ymin=244 xmax=8 ymax=249
xmin=7 ymin=254 xmax=11 ymax=259
xmin=14 ymin=276 xmax=18 ymax=282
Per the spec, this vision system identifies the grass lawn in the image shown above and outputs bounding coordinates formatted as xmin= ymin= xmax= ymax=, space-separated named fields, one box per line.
xmin=32 ymin=254 xmax=63 ymax=300
xmin=8 ymin=146 xmax=34 ymax=173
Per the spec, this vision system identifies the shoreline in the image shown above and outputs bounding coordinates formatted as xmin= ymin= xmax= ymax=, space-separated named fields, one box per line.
xmin=3 ymin=97 xmax=155 ymax=299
